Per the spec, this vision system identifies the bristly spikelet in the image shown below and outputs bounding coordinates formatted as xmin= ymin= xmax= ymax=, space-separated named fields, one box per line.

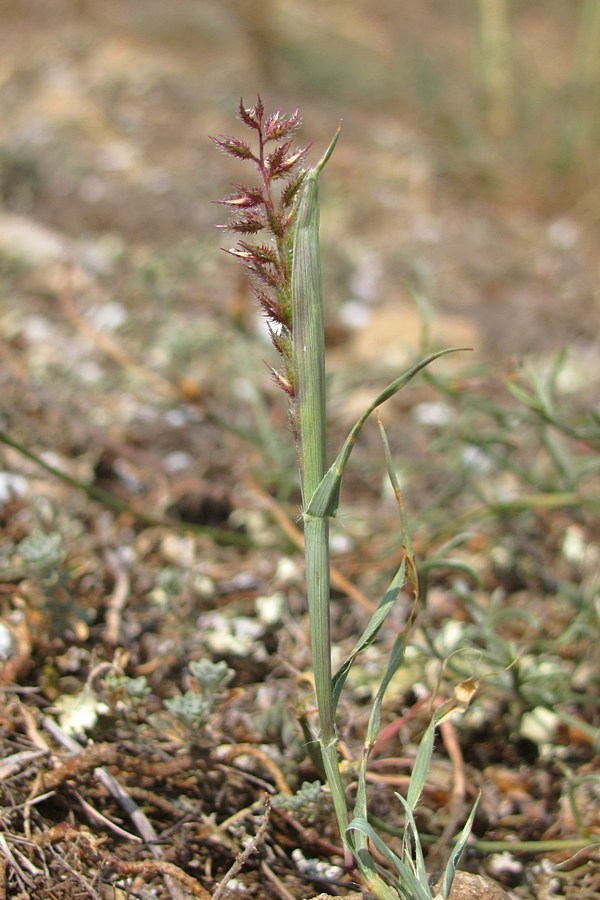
xmin=212 ymin=96 xmax=311 ymax=399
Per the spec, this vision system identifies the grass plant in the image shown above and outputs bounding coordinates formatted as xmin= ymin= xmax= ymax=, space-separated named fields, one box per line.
xmin=214 ymin=97 xmax=476 ymax=899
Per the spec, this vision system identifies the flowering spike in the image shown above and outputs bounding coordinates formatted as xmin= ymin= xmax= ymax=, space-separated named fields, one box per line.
xmin=246 ymin=259 xmax=280 ymax=289
xmin=224 ymin=247 xmax=254 ymax=261
xmin=214 ymin=185 xmax=264 ymax=209
xmin=221 ymin=210 xmax=267 ymax=234
xmin=268 ymin=323 xmax=293 ymax=359
xmin=264 ymin=108 xmax=301 ymax=141
xmin=210 ymin=135 xmax=255 ymax=161
xmin=268 ymin=366 xmax=295 ymax=398
xmin=265 ymin=141 xmax=291 ymax=174
xmin=213 ymin=98 xmax=312 ymax=396
xmin=263 ymin=110 xmax=283 ymax=138
xmin=238 ymin=96 xmax=264 ymax=130
xmin=281 ymin=171 xmax=307 ymax=208
xmin=239 ymin=241 xmax=278 ymax=265
xmin=253 ymin=288 xmax=287 ymax=326
xmin=277 ymin=146 xmax=310 ymax=176
xmin=264 ymin=205 xmax=284 ymax=239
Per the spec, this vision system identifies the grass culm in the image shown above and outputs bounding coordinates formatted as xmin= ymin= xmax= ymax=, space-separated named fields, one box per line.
xmin=214 ymin=97 xmax=477 ymax=899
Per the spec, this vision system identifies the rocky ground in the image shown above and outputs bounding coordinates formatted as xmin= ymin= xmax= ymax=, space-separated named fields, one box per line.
xmin=0 ymin=2 xmax=598 ymax=898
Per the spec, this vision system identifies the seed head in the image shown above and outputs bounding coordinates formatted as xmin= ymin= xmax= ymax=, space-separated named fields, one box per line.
xmin=212 ymin=96 xmax=311 ymax=398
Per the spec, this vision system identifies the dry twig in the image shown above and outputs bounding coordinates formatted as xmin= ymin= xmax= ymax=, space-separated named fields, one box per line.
xmin=103 ymin=548 xmax=131 ymax=645
xmin=104 ymin=857 xmax=212 ymax=899
xmin=218 ymin=743 xmax=292 ymax=796
xmin=40 ymin=716 xmax=191 ymax=900
xmin=212 ymin=796 xmax=272 ymax=900
xmin=261 ymin=859 xmax=298 ymax=900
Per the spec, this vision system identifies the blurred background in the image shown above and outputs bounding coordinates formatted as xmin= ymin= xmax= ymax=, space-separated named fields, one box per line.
xmin=1 ymin=0 xmax=598 ymax=372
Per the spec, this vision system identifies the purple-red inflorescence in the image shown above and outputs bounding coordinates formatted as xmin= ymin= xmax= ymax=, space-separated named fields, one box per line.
xmin=212 ymin=96 xmax=311 ymax=398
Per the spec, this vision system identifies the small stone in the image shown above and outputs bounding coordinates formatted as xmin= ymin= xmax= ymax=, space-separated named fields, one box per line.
xmin=435 ymin=871 xmax=512 ymax=899
xmin=306 ymin=895 xmax=364 ymax=900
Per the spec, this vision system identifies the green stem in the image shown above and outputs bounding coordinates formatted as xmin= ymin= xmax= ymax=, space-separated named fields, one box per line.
xmin=292 ymin=131 xmax=349 ymax=841
xmin=303 ymin=517 xmax=334 ymax=735
xmin=291 ymin=133 xmax=404 ymax=897
xmin=371 ymin=814 xmax=596 ymax=854
xmin=303 ymin=515 xmax=349 ymax=839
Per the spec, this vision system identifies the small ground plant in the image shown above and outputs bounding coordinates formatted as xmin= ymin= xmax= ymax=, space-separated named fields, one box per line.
xmin=214 ymin=97 xmax=477 ymax=899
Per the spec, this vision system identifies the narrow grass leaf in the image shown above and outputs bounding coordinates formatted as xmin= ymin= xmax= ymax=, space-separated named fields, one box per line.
xmin=306 ymin=348 xmax=469 ymax=518
xmin=347 ymin=818 xmax=432 ymax=900
xmin=364 ymin=636 xmax=406 ymax=748
xmin=395 ymin=794 xmax=429 ymax=886
xmin=505 ymin=380 xmax=541 ymax=412
xmin=331 ymin=559 xmax=406 ymax=711
xmin=547 ymin=347 xmax=568 ymax=400
xmin=353 ymin=635 xmax=405 ymax=824
xmin=351 ymin=759 xmax=370 ymax=857
xmin=377 ymin=414 xmax=414 ymax=559
xmin=437 ymin=794 xmax=480 ymax=899
xmin=406 ymin=717 xmax=436 ymax=811
xmin=377 ymin=415 xmax=420 ymax=618
xmin=348 ymin=819 xmax=399 ymax=867
xmin=428 ymin=532 xmax=477 ymax=556
xmin=419 ymin=557 xmax=481 ymax=586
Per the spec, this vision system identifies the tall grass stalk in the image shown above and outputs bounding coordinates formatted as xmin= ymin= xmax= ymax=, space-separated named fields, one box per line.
xmin=214 ymin=97 xmax=474 ymax=899
xmin=290 ymin=128 xmax=352 ymax=845
xmin=477 ymin=0 xmax=514 ymax=136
